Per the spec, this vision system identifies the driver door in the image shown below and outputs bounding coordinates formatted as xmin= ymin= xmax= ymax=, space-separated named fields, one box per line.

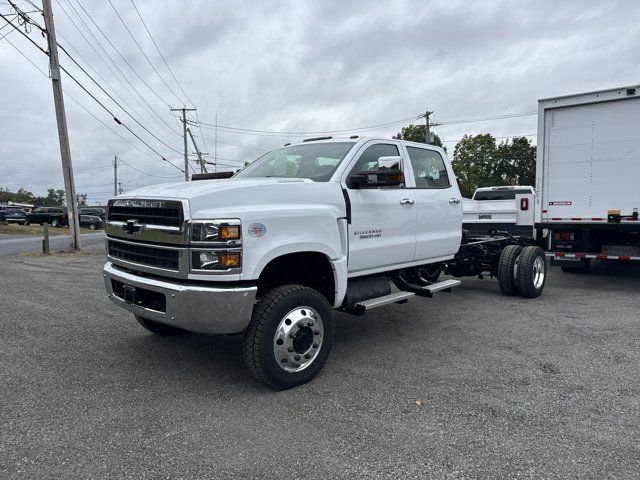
xmin=342 ymin=142 xmax=416 ymax=274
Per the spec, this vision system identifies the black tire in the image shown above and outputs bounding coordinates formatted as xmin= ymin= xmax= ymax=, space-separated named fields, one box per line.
xmin=25 ymin=219 xmax=31 ymax=225
xmin=517 ymin=246 xmax=546 ymax=298
xmin=135 ymin=315 xmax=185 ymax=336
xmin=51 ymin=218 xmax=59 ymax=228
xmin=561 ymin=259 xmax=591 ymax=274
xmin=89 ymin=223 xmax=96 ymax=230
xmin=498 ymin=245 xmax=523 ymax=296
xmin=243 ymin=285 xmax=335 ymax=389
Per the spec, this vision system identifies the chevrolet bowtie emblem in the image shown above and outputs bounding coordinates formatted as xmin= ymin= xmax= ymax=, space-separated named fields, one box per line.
xmin=123 ymin=219 xmax=144 ymax=235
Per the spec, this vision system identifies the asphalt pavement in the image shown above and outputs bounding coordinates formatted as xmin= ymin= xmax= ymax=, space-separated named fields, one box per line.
xmin=0 ymin=232 xmax=104 ymax=257
xmin=1 ymin=247 xmax=639 ymax=479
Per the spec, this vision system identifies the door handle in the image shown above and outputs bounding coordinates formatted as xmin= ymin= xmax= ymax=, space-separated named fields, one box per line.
xmin=449 ymin=198 xmax=461 ymax=204
xmin=400 ymin=198 xmax=415 ymax=205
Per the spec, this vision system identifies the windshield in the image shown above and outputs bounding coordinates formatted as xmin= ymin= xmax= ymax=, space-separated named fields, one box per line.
xmin=234 ymin=142 xmax=355 ymax=182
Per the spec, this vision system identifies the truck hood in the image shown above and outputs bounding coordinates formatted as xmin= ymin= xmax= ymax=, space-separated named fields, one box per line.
xmin=118 ymin=177 xmax=346 ymax=219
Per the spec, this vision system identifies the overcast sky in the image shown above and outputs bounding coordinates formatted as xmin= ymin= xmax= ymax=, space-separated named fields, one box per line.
xmin=0 ymin=0 xmax=638 ymax=205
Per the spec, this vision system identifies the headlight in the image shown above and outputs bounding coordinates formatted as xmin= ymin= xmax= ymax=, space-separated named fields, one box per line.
xmin=191 ymin=251 xmax=241 ymax=271
xmin=191 ymin=220 xmax=241 ymax=243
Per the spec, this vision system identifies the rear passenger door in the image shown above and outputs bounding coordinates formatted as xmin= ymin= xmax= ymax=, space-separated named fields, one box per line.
xmin=404 ymin=145 xmax=462 ymax=262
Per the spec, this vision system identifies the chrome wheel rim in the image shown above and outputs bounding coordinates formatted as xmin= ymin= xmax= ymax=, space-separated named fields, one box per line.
xmin=273 ymin=306 xmax=324 ymax=373
xmin=533 ymin=256 xmax=545 ymax=289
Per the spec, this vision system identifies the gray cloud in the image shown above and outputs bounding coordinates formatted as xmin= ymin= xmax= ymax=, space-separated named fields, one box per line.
xmin=1 ymin=0 xmax=638 ymax=204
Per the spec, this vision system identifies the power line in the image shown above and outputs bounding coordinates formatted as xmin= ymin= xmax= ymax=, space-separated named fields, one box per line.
xmin=197 ymin=115 xmax=421 ymax=136
xmin=195 ymin=110 xmax=538 ymax=138
xmin=55 ymin=0 xmax=180 ymax=138
xmin=0 ymin=13 xmax=183 ymax=172
xmin=118 ymin=158 xmax=182 ymax=178
xmin=56 ymin=40 xmax=184 ymax=156
xmin=437 ymin=111 xmax=537 ymax=126
xmin=106 ymin=0 xmax=183 ymax=105
xmin=67 ymin=0 xmax=173 ymax=109
xmin=56 ymin=29 xmax=178 ymax=143
xmin=129 ymin=0 xmax=194 ymax=107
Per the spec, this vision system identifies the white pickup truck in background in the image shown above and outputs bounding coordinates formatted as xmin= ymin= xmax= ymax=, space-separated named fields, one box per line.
xmin=462 ymin=186 xmax=535 ymax=237
xmin=102 ymin=137 xmax=546 ymax=389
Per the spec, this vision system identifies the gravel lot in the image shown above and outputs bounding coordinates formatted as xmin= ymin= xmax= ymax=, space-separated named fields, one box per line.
xmin=1 ymin=247 xmax=639 ymax=479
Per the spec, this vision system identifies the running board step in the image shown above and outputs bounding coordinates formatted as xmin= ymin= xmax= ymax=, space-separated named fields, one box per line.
xmin=355 ymin=291 xmax=415 ymax=311
xmin=423 ymin=279 xmax=461 ymax=294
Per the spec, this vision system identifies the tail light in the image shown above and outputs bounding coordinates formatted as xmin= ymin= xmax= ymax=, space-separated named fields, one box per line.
xmin=554 ymin=232 xmax=574 ymax=241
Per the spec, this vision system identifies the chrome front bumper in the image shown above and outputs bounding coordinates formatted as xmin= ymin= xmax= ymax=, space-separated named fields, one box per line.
xmin=103 ymin=262 xmax=257 ymax=334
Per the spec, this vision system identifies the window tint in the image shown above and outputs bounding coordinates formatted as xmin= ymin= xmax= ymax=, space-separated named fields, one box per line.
xmin=406 ymin=147 xmax=450 ymax=189
xmin=473 ymin=189 xmax=532 ymax=200
xmin=348 ymin=143 xmax=400 ymax=175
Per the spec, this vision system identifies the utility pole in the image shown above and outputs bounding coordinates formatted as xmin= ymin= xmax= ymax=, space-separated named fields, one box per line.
xmin=170 ymin=106 xmax=196 ymax=181
xmin=113 ymin=155 xmax=118 ymax=196
xmin=421 ymin=110 xmax=441 ymax=144
xmin=42 ymin=0 xmax=80 ymax=251
xmin=186 ymin=127 xmax=207 ymax=173
xmin=214 ymin=113 xmax=218 ymax=173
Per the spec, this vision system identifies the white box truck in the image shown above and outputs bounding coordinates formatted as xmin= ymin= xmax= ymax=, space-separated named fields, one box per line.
xmin=535 ymin=85 xmax=640 ymax=272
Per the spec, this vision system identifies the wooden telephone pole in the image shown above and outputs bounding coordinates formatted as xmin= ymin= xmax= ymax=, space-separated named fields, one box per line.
xmin=42 ymin=0 xmax=80 ymax=250
xmin=171 ymin=107 xmax=196 ymax=181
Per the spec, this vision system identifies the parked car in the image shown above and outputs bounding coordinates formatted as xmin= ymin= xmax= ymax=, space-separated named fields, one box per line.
xmin=0 ymin=209 xmax=27 ymax=224
xmin=26 ymin=207 xmax=68 ymax=227
xmin=78 ymin=207 xmax=105 ymax=220
xmin=79 ymin=214 xmax=103 ymax=230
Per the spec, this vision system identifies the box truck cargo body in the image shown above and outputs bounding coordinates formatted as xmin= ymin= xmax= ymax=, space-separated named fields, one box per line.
xmin=535 ymin=86 xmax=640 ymax=272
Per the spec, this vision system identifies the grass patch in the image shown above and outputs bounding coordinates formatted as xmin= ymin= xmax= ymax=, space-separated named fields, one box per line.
xmin=0 ymin=223 xmax=97 ymax=236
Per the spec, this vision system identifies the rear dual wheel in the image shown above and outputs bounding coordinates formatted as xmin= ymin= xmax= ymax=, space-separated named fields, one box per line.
xmin=498 ymin=245 xmax=546 ymax=298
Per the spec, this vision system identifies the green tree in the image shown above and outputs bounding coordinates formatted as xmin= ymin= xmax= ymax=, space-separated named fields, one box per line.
xmin=76 ymin=193 xmax=87 ymax=207
xmin=452 ymin=134 xmax=537 ymax=197
xmin=393 ymin=124 xmax=446 ymax=151
xmin=496 ymin=136 xmax=536 ymax=187
xmin=44 ymin=188 xmax=65 ymax=206
xmin=452 ymin=134 xmax=498 ymax=197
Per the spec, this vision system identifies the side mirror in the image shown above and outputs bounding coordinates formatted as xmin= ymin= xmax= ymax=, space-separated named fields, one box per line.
xmin=349 ymin=156 xmax=405 ymax=188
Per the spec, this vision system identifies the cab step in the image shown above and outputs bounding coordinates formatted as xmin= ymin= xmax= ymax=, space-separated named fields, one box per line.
xmin=355 ymin=291 xmax=415 ymax=312
xmin=423 ymin=279 xmax=461 ymax=294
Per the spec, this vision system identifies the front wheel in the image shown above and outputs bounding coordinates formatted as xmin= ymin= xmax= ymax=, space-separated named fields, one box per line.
xmin=89 ymin=223 xmax=96 ymax=230
xmin=51 ymin=218 xmax=59 ymax=228
xmin=517 ymin=246 xmax=546 ymax=298
xmin=243 ymin=285 xmax=334 ymax=389
xmin=135 ymin=315 xmax=185 ymax=336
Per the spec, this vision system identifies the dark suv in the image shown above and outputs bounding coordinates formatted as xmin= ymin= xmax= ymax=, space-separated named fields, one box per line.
xmin=78 ymin=207 xmax=105 ymax=220
xmin=26 ymin=207 xmax=69 ymax=227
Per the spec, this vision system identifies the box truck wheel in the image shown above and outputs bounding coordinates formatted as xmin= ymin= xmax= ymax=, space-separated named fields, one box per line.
xmin=135 ymin=315 xmax=185 ymax=336
xmin=498 ymin=245 xmax=522 ymax=296
xmin=243 ymin=285 xmax=334 ymax=389
xmin=517 ymin=246 xmax=546 ymax=298
xmin=561 ymin=259 xmax=590 ymax=274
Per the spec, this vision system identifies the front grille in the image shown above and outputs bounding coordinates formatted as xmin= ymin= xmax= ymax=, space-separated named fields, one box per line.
xmin=108 ymin=240 xmax=179 ymax=270
xmin=111 ymin=279 xmax=166 ymax=313
xmin=108 ymin=206 xmax=181 ymax=227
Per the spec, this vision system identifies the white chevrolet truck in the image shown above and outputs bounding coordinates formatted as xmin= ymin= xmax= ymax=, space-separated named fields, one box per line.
xmin=103 ymin=137 xmax=546 ymax=388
